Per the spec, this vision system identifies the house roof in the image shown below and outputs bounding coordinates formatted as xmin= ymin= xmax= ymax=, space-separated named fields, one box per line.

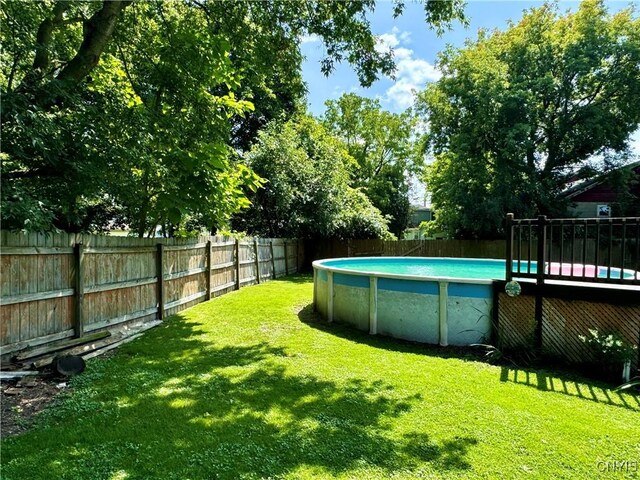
xmin=562 ymin=161 xmax=640 ymax=200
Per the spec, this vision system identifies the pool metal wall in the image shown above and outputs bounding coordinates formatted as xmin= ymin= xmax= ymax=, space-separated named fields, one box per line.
xmin=313 ymin=264 xmax=493 ymax=346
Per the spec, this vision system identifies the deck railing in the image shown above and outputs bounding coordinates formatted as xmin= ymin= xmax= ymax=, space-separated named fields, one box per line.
xmin=505 ymin=214 xmax=640 ymax=286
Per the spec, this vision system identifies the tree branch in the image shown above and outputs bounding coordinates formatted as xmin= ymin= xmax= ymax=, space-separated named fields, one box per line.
xmin=2 ymin=168 xmax=64 ymax=180
xmin=32 ymin=1 xmax=68 ymax=73
xmin=56 ymin=1 xmax=131 ymax=83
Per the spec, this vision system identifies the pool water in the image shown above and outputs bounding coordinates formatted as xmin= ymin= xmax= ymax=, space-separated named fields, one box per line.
xmin=320 ymin=257 xmax=636 ymax=280
xmin=321 ymin=258 xmax=505 ymax=280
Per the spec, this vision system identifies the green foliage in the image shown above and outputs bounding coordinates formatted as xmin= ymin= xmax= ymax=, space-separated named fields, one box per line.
xmin=1 ymin=1 xmax=261 ymax=235
xmin=323 ymin=93 xmax=417 ymax=236
xmin=417 ymin=0 xmax=640 ymax=239
xmin=233 ymin=115 xmax=393 ymax=239
xmin=1 ymin=0 xmax=465 ymax=236
xmin=579 ymin=329 xmax=638 ymax=365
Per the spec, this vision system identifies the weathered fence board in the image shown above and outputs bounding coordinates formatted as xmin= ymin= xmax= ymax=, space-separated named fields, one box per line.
xmin=1 ymin=233 xmax=303 ymax=358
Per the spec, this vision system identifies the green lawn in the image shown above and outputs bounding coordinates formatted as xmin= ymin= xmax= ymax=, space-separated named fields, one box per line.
xmin=2 ymin=276 xmax=638 ymax=479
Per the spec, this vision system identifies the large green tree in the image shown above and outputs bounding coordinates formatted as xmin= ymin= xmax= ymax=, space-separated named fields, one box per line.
xmin=233 ymin=115 xmax=393 ymax=240
xmin=417 ymin=0 xmax=640 ymax=239
xmin=1 ymin=0 xmax=464 ymax=235
xmin=1 ymin=1 xmax=260 ymax=235
xmin=323 ymin=94 xmax=418 ymax=237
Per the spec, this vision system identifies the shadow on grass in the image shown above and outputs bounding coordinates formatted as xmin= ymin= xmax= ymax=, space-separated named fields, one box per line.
xmin=297 ymin=303 xmax=486 ymax=363
xmin=297 ymin=304 xmax=640 ymax=412
xmin=3 ymin=310 xmax=477 ymax=479
xmin=499 ymin=366 xmax=639 ymax=411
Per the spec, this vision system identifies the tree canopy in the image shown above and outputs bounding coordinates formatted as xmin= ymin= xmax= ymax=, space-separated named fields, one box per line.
xmin=323 ymin=93 xmax=418 ymax=237
xmin=417 ymin=0 xmax=640 ymax=239
xmin=233 ymin=115 xmax=393 ymax=240
xmin=1 ymin=0 xmax=464 ymax=236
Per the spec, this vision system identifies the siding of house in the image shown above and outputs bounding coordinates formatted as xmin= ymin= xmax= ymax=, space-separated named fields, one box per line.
xmin=567 ymin=164 xmax=640 ymax=218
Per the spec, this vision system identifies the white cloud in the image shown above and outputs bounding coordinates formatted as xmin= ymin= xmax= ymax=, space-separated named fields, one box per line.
xmin=374 ymin=28 xmax=440 ymax=110
xmin=399 ymin=30 xmax=412 ymax=45
xmin=389 ymin=57 xmax=440 ymax=110
xmin=300 ymin=33 xmax=320 ymax=44
xmin=375 ymin=35 xmax=398 ymax=55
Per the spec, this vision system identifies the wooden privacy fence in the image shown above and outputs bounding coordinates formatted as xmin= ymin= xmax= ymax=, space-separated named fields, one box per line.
xmin=0 ymin=232 xmax=302 ymax=358
xmin=308 ymin=238 xmax=507 ymax=261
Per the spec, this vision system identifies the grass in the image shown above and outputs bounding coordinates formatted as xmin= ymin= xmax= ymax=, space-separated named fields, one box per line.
xmin=2 ymin=275 xmax=639 ymax=479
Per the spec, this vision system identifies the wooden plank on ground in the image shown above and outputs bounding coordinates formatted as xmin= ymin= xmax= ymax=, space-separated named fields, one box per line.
xmin=13 ymin=330 xmax=110 ymax=361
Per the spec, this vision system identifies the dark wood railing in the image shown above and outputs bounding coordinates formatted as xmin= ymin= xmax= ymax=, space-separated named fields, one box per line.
xmin=506 ymin=214 xmax=640 ymax=286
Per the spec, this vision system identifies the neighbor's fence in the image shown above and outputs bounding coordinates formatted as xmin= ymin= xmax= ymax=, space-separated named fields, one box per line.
xmin=0 ymin=231 xmax=302 ymax=358
xmin=308 ymin=238 xmax=507 ymax=261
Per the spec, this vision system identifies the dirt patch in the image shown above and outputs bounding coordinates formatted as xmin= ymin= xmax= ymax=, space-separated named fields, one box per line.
xmin=1 ymin=374 xmax=68 ymax=438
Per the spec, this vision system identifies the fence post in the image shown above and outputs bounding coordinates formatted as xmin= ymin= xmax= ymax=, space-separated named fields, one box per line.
xmin=74 ymin=243 xmax=84 ymax=338
xmin=296 ymin=239 xmax=300 ymax=273
xmin=270 ymin=240 xmax=276 ymax=279
xmin=254 ymin=238 xmax=260 ymax=284
xmin=235 ymin=239 xmax=240 ymax=290
xmin=156 ymin=243 xmax=165 ymax=320
xmin=206 ymin=240 xmax=212 ymax=300
xmin=534 ymin=215 xmax=547 ymax=348
xmin=505 ymin=213 xmax=514 ymax=282
xmin=536 ymin=215 xmax=547 ymax=285
xmin=284 ymin=240 xmax=288 ymax=275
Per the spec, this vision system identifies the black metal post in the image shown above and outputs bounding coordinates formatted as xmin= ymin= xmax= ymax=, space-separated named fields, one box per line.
xmin=505 ymin=213 xmax=514 ymax=282
xmin=534 ymin=215 xmax=547 ymax=349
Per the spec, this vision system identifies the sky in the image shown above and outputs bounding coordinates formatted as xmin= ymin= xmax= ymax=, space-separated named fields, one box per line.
xmin=300 ymin=1 xmax=640 ymax=204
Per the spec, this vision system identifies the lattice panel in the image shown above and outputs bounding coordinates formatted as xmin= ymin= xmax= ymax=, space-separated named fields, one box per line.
xmin=543 ymin=298 xmax=640 ymax=369
xmin=497 ymin=293 xmax=536 ymax=349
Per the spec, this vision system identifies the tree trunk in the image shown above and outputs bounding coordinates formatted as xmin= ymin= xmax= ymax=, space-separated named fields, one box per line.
xmin=56 ymin=1 xmax=131 ymax=83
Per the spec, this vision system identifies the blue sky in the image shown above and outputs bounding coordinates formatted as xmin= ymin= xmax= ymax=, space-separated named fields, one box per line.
xmin=301 ymin=1 xmax=639 ymax=158
xmin=302 ymin=1 xmax=636 ymax=115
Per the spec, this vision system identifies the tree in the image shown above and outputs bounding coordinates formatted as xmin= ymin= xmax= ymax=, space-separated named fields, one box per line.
xmin=323 ymin=94 xmax=417 ymax=236
xmin=1 ymin=1 xmax=260 ymax=234
xmin=233 ymin=115 xmax=393 ymax=240
xmin=1 ymin=0 xmax=464 ymax=234
xmin=417 ymin=0 xmax=640 ymax=239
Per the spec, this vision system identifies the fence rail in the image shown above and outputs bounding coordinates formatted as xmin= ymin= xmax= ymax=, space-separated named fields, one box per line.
xmin=0 ymin=232 xmax=303 ymax=358
xmin=506 ymin=214 xmax=640 ymax=286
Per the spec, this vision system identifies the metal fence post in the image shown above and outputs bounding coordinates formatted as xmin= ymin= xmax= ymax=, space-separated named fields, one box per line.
xmin=505 ymin=213 xmax=514 ymax=282
xmin=534 ymin=215 xmax=547 ymax=348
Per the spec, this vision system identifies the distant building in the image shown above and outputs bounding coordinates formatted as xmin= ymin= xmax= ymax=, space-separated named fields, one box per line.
xmin=408 ymin=206 xmax=434 ymax=228
xmin=403 ymin=205 xmax=445 ymax=239
xmin=562 ymin=162 xmax=640 ymax=218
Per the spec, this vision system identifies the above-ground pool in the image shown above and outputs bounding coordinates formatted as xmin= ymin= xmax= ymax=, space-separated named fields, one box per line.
xmin=312 ymin=257 xmax=637 ymax=347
